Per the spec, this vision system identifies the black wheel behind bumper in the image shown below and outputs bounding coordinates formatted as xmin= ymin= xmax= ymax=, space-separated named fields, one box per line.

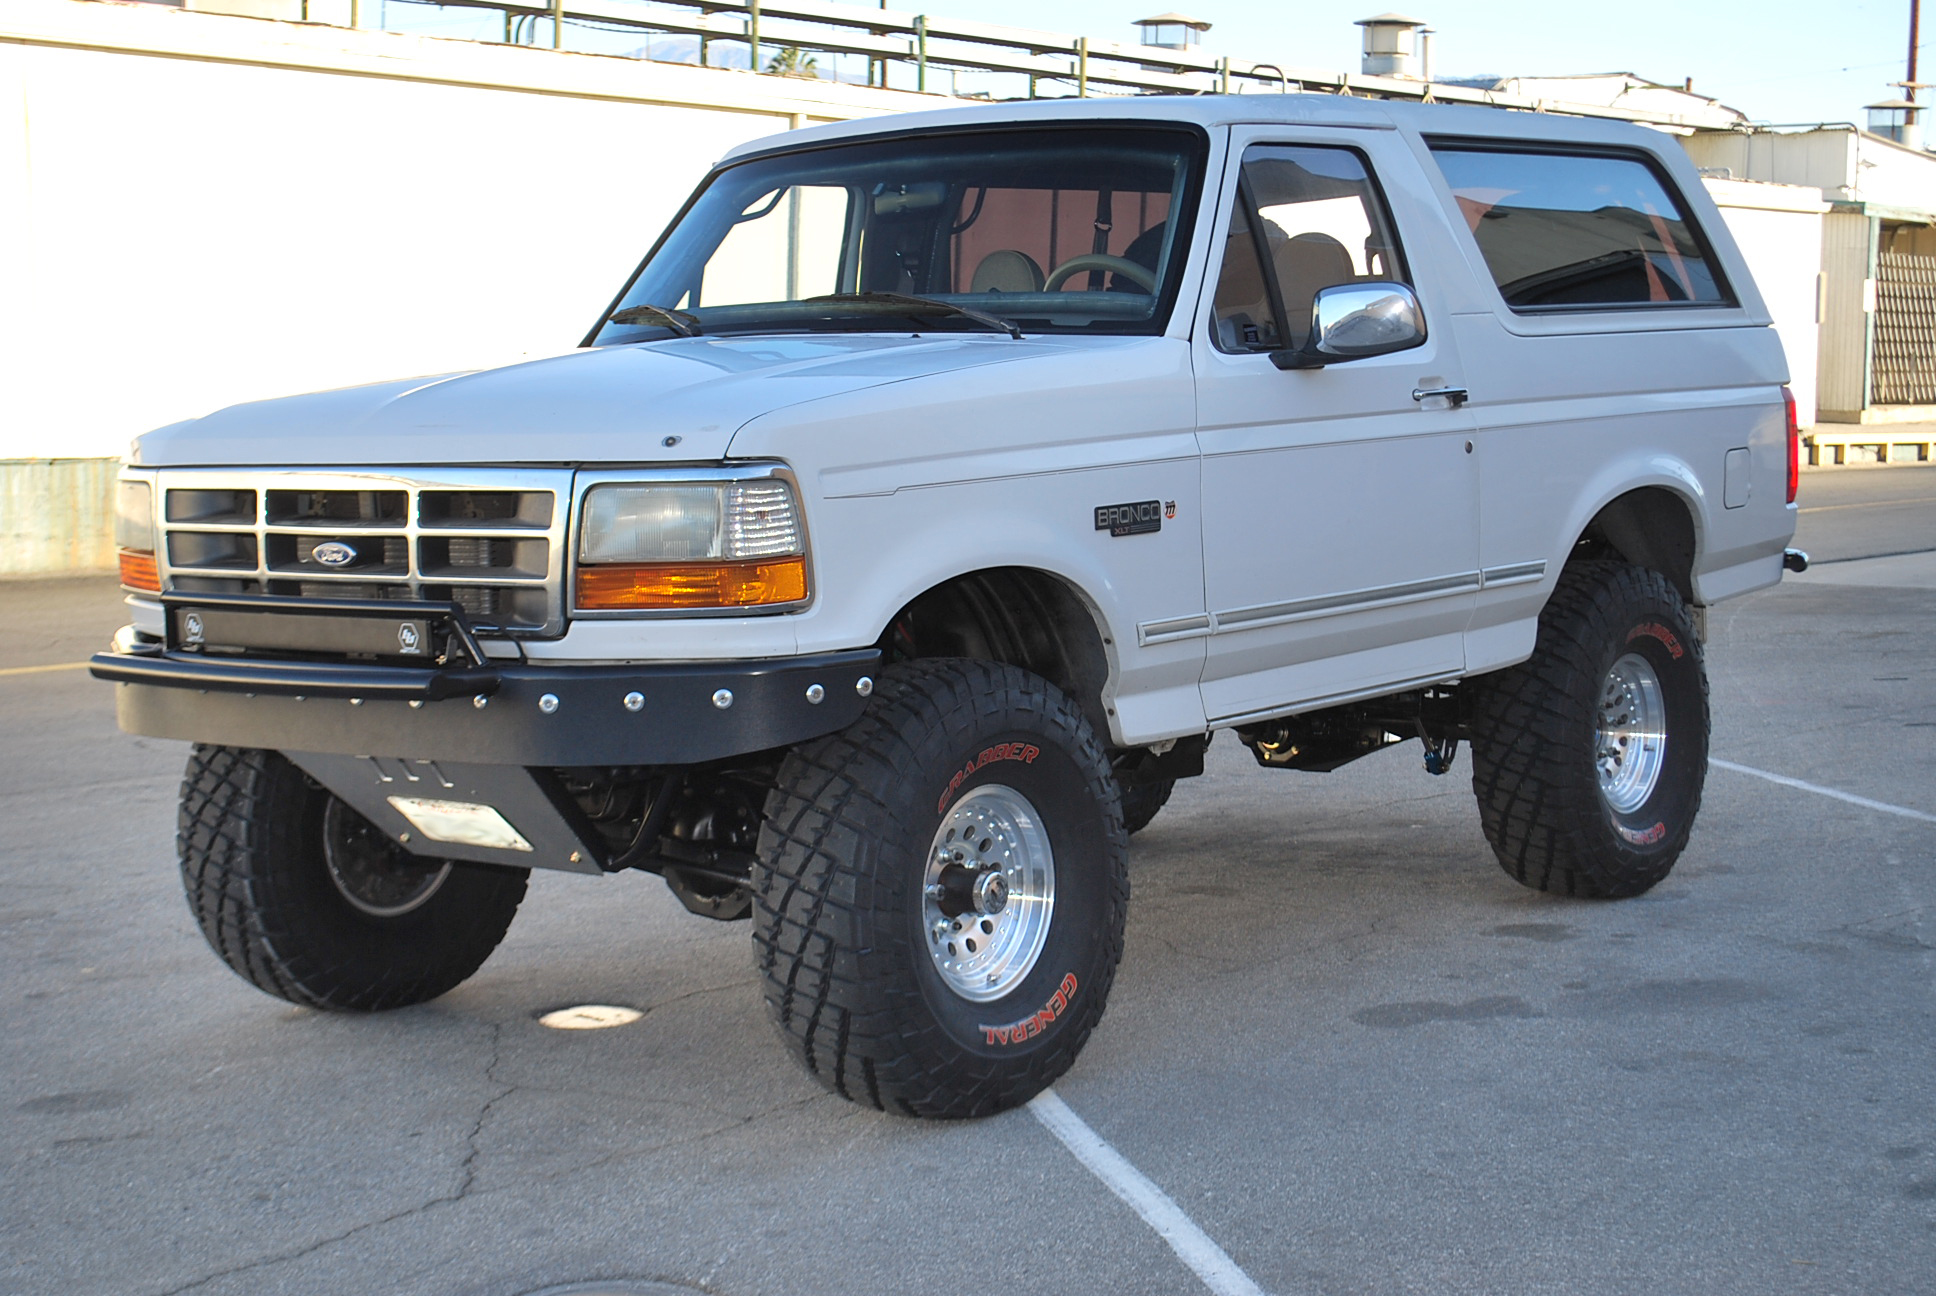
xmin=178 ymin=745 xmax=528 ymax=1010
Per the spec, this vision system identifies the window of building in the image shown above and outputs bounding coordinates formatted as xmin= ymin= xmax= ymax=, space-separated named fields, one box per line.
xmin=1428 ymin=144 xmax=1731 ymax=311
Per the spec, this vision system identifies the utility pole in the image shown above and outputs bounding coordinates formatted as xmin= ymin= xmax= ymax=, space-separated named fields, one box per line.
xmin=1907 ymin=0 xmax=1923 ymax=148
xmin=1911 ymin=0 xmax=1922 ymax=120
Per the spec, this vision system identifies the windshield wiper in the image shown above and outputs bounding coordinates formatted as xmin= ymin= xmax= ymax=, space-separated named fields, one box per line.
xmin=607 ymin=303 xmax=702 ymax=337
xmin=800 ymin=292 xmax=1023 ymax=339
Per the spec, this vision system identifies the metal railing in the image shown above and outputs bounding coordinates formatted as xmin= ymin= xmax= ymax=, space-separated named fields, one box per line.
xmin=353 ymin=0 xmax=1745 ymax=124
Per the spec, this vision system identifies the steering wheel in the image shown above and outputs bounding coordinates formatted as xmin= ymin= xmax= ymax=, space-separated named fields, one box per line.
xmin=1042 ymin=254 xmax=1158 ymax=293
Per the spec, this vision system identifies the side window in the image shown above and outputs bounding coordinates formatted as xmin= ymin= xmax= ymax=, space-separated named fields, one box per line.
xmin=692 ymin=185 xmax=850 ymax=308
xmin=1212 ymin=145 xmax=1405 ymax=352
xmin=1428 ymin=145 xmax=1731 ymax=311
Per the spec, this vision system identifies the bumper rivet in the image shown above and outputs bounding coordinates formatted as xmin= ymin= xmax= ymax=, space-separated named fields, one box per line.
xmin=855 ymin=676 xmax=874 ymax=698
xmin=569 ymin=851 xmax=582 ymax=864
xmin=398 ymin=832 xmax=411 ymax=843
xmin=539 ymin=693 xmax=560 ymax=714
xmin=805 ymin=683 xmax=825 ymax=704
xmin=712 ymin=688 xmax=734 ymax=710
xmin=473 ymin=694 xmax=489 ymax=709
xmin=408 ymin=699 xmax=423 ymax=710
xmin=623 ymin=691 xmax=645 ymax=712
xmin=349 ymin=697 xmax=363 ymax=706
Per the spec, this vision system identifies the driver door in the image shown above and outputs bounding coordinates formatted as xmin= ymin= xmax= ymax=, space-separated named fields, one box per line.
xmin=1193 ymin=127 xmax=1480 ymax=724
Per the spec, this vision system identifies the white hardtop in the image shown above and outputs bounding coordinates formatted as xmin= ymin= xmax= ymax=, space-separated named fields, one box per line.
xmin=718 ymin=93 xmax=1691 ymax=166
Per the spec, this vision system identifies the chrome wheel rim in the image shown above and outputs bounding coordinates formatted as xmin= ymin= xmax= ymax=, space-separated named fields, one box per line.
xmin=923 ymin=784 xmax=1055 ymax=1003
xmin=1596 ymin=651 xmax=1668 ymax=815
xmin=323 ymin=798 xmax=453 ymax=918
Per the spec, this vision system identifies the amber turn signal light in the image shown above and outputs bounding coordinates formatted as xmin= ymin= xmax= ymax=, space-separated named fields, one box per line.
xmin=118 ymin=548 xmax=161 ymax=593
xmin=576 ymin=557 xmax=807 ymax=611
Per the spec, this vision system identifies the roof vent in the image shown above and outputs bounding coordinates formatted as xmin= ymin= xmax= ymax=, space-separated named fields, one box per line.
xmin=1867 ymin=98 xmax=1925 ymax=150
xmin=1135 ymin=12 xmax=1212 ymax=50
xmin=1355 ymin=12 xmax=1429 ymax=79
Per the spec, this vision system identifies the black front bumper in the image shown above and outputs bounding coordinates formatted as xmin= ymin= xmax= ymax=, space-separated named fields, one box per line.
xmin=94 ymin=643 xmax=882 ymax=767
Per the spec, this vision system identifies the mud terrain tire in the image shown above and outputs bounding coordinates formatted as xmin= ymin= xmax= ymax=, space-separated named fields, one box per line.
xmin=178 ymin=745 xmax=528 ymax=1010
xmin=753 ymin=659 xmax=1128 ymax=1118
xmin=1467 ymin=562 xmax=1709 ymax=899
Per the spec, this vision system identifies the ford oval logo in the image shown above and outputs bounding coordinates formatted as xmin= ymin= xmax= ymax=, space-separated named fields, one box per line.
xmin=312 ymin=541 xmax=358 ymax=568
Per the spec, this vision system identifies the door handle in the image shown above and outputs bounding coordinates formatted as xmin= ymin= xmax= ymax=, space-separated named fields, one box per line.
xmin=1412 ymin=386 xmax=1470 ymax=408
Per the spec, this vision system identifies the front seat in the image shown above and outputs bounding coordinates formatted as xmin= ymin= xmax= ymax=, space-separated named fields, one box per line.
xmin=1273 ymin=232 xmax=1356 ymax=345
xmin=969 ymin=249 xmax=1045 ymax=294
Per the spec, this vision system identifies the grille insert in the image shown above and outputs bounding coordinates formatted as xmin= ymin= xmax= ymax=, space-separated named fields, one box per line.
xmin=158 ymin=471 xmax=569 ymax=635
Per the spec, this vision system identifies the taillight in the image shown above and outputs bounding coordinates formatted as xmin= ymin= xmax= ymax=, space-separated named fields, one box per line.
xmin=1783 ymin=386 xmax=1800 ymax=505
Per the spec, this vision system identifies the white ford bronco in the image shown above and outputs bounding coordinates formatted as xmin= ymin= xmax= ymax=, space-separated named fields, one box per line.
xmin=96 ymin=95 xmax=1804 ymax=1118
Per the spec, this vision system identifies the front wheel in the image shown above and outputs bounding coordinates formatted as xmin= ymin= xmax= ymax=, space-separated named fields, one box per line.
xmin=1466 ymin=562 xmax=1710 ymax=898
xmin=752 ymin=660 xmax=1128 ymax=1118
xmin=177 ymin=745 xmax=528 ymax=1010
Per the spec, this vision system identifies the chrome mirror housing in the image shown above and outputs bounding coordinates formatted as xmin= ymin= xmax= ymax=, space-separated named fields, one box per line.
xmin=1272 ymin=282 xmax=1427 ymax=369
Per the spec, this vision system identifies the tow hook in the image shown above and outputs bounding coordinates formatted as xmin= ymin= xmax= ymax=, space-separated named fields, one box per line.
xmin=1783 ymin=548 xmax=1810 ymax=573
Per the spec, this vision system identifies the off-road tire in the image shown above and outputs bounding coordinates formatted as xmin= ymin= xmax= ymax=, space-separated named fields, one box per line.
xmin=1467 ymin=561 xmax=1709 ymax=898
xmin=178 ymin=745 xmax=528 ymax=1010
xmin=753 ymin=659 xmax=1128 ymax=1118
xmin=1119 ymin=778 xmax=1175 ymax=835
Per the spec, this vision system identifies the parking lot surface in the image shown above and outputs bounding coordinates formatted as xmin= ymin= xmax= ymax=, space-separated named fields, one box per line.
xmin=3 ymin=466 xmax=1933 ymax=1296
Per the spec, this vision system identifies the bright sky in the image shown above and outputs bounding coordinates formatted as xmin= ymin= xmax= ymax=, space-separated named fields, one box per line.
xmin=379 ymin=0 xmax=1927 ymax=125
xmin=949 ymin=0 xmax=1921 ymax=124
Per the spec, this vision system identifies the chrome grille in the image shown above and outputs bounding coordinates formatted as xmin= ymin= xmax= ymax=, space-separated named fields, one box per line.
xmin=154 ymin=469 xmax=572 ymax=636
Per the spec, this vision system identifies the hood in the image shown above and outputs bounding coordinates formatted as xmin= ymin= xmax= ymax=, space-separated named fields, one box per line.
xmin=134 ymin=333 xmax=1057 ymax=467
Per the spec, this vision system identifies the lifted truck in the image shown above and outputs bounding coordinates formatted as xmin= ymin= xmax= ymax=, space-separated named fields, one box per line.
xmin=95 ymin=94 xmax=1803 ymax=1118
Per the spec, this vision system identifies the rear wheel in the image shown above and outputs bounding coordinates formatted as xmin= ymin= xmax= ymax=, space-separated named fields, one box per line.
xmin=178 ymin=745 xmax=528 ymax=1010
xmin=753 ymin=659 xmax=1127 ymax=1118
xmin=1466 ymin=562 xmax=1709 ymax=898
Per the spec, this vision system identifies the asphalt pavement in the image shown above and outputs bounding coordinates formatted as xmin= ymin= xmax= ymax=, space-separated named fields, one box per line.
xmin=3 ymin=465 xmax=1933 ymax=1296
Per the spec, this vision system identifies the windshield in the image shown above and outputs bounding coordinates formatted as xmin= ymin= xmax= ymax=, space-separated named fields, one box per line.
xmin=590 ymin=125 xmax=1207 ymax=344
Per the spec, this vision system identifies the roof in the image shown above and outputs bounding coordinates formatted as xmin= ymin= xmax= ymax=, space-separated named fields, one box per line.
xmin=1354 ymin=12 xmax=1429 ymax=26
xmin=718 ymin=93 xmax=1691 ymax=166
xmin=1134 ymin=13 xmax=1213 ymax=29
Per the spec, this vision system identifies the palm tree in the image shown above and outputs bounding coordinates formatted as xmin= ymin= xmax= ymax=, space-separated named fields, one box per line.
xmin=765 ymin=45 xmax=819 ymax=78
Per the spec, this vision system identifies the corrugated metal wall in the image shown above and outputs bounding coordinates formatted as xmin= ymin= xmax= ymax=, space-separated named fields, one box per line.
xmin=1817 ymin=210 xmax=1877 ymax=420
xmin=0 ymin=460 xmax=116 ymax=576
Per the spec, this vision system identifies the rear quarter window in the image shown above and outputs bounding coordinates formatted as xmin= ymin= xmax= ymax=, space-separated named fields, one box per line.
xmin=1427 ymin=143 xmax=1732 ymax=312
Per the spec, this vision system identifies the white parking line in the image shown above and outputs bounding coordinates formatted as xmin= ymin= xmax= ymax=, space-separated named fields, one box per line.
xmin=1711 ymin=758 xmax=1936 ymax=825
xmin=1029 ymin=1088 xmax=1268 ymax=1296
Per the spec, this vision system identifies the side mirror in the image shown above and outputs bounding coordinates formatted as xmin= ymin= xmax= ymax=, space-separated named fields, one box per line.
xmin=1271 ymin=282 xmax=1427 ymax=370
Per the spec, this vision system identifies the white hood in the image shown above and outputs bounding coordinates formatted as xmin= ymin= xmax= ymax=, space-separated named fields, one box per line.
xmin=133 ymin=333 xmax=1053 ymax=467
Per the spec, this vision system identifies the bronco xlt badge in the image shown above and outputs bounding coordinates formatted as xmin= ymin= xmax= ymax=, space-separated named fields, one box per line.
xmin=1095 ymin=500 xmax=1162 ymax=537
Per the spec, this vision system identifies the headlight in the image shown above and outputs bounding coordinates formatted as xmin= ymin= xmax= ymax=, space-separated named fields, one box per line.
xmin=115 ymin=478 xmax=160 ymax=593
xmin=575 ymin=478 xmax=807 ymax=611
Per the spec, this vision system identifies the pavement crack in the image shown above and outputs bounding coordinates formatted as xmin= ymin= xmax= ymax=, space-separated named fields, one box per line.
xmin=149 ymin=1021 xmax=516 ymax=1296
xmin=642 ymin=978 xmax=755 ymax=1015
xmin=455 ymin=1021 xmax=514 ymax=1200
